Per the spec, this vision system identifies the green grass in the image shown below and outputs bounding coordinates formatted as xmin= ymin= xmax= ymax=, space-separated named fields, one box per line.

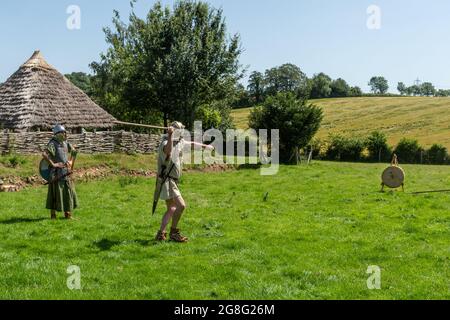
xmin=0 ymin=153 xmax=158 ymax=178
xmin=231 ymin=96 xmax=450 ymax=149
xmin=0 ymin=161 xmax=449 ymax=299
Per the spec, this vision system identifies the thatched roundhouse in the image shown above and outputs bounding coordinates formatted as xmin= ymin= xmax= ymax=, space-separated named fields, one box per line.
xmin=0 ymin=50 xmax=116 ymax=132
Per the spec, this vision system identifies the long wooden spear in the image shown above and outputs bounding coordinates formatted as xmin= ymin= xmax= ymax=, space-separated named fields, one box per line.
xmin=114 ymin=120 xmax=169 ymax=131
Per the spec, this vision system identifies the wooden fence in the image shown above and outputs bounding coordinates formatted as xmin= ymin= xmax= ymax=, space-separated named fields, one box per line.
xmin=0 ymin=131 xmax=160 ymax=154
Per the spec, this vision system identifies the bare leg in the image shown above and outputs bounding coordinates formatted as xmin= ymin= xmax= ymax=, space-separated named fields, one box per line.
xmin=160 ymin=200 xmax=176 ymax=232
xmin=171 ymin=196 xmax=186 ymax=230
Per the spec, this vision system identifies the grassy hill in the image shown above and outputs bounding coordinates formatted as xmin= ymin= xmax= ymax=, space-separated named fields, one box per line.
xmin=0 ymin=161 xmax=449 ymax=299
xmin=232 ymin=97 xmax=450 ymax=149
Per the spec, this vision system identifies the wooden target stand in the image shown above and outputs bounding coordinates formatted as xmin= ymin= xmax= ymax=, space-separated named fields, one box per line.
xmin=381 ymin=154 xmax=405 ymax=192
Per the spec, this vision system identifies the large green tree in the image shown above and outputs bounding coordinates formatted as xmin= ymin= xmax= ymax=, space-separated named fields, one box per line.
xmin=420 ymin=82 xmax=436 ymax=96
xmin=310 ymin=73 xmax=332 ymax=99
xmin=249 ymin=93 xmax=323 ymax=164
xmin=264 ymin=63 xmax=310 ymax=99
xmin=397 ymin=82 xmax=407 ymax=95
xmin=90 ymin=0 xmax=243 ymax=130
xmin=247 ymin=71 xmax=265 ymax=105
xmin=330 ymin=78 xmax=350 ymax=97
xmin=368 ymin=76 xmax=389 ymax=94
xmin=65 ymin=72 xmax=93 ymax=96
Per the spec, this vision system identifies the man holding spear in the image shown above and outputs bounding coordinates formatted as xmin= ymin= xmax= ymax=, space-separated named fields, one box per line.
xmin=154 ymin=121 xmax=213 ymax=243
xmin=115 ymin=120 xmax=214 ymax=242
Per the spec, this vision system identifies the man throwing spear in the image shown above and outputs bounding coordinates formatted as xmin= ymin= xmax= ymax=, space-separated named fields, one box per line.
xmin=154 ymin=121 xmax=213 ymax=243
xmin=42 ymin=125 xmax=78 ymax=220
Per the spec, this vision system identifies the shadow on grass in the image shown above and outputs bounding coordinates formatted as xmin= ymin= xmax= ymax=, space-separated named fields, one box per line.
xmin=93 ymin=238 xmax=159 ymax=251
xmin=237 ymin=163 xmax=262 ymax=170
xmin=93 ymin=239 xmax=122 ymax=251
xmin=0 ymin=217 xmax=47 ymax=225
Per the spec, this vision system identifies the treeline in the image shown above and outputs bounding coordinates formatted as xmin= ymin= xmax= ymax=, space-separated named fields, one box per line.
xmin=234 ymin=64 xmax=363 ymax=108
xmin=312 ymin=131 xmax=449 ymax=165
xmin=233 ymin=71 xmax=450 ymax=109
xmin=368 ymin=77 xmax=450 ymax=97
xmin=397 ymin=82 xmax=450 ymax=97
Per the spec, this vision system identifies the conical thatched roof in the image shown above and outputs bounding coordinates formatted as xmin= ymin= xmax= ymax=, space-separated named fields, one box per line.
xmin=0 ymin=50 xmax=116 ymax=131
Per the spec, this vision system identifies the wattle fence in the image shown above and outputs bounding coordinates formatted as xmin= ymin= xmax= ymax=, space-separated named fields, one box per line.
xmin=0 ymin=131 xmax=161 ymax=155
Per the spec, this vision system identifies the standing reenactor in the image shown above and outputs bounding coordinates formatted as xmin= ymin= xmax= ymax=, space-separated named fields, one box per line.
xmin=154 ymin=121 xmax=213 ymax=242
xmin=42 ymin=125 xmax=78 ymax=220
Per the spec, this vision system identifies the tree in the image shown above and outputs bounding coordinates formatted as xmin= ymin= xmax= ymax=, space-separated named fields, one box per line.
xmin=394 ymin=138 xmax=422 ymax=164
xmin=365 ymin=131 xmax=392 ymax=162
xmin=397 ymin=82 xmax=407 ymax=95
xmin=233 ymin=84 xmax=252 ymax=109
xmin=65 ymin=72 xmax=93 ymax=96
xmin=349 ymin=86 xmax=363 ymax=97
xmin=309 ymin=73 xmax=332 ymax=99
xmin=425 ymin=144 xmax=448 ymax=164
xmin=90 ymin=1 xmax=243 ymax=130
xmin=264 ymin=63 xmax=310 ymax=99
xmin=435 ymin=89 xmax=450 ymax=97
xmin=420 ymin=82 xmax=436 ymax=96
xmin=325 ymin=134 xmax=365 ymax=162
xmin=247 ymin=71 xmax=265 ymax=105
xmin=249 ymin=92 xmax=323 ymax=164
xmin=410 ymin=85 xmax=422 ymax=96
xmin=330 ymin=78 xmax=350 ymax=97
xmin=405 ymin=86 xmax=414 ymax=96
xmin=368 ymin=76 xmax=389 ymax=94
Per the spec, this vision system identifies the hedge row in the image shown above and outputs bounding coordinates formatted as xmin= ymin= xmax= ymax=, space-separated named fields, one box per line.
xmin=310 ymin=132 xmax=449 ymax=165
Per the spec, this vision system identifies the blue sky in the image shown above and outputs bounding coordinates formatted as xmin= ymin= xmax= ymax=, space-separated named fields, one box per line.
xmin=1 ymin=0 xmax=450 ymax=92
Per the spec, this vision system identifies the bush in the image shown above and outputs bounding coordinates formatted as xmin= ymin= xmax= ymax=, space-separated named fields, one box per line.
xmin=325 ymin=134 xmax=365 ymax=162
xmin=425 ymin=144 xmax=448 ymax=165
xmin=196 ymin=104 xmax=222 ymax=130
xmin=309 ymin=138 xmax=326 ymax=159
xmin=0 ymin=154 xmax=27 ymax=168
xmin=394 ymin=138 xmax=422 ymax=164
xmin=365 ymin=131 xmax=392 ymax=162
xmin=249 ymin=92 xmax=323 ymax=164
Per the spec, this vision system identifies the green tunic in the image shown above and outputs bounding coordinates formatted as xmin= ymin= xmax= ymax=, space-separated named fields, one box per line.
xmin=45 ymin=138 xmax=78 ymax=212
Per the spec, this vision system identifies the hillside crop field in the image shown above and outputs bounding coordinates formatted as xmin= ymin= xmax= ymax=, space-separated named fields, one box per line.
xmin=232 ymin=97 xmax=450 ymax=149
xmin=0 ymin=161 xmax=448 ymax=299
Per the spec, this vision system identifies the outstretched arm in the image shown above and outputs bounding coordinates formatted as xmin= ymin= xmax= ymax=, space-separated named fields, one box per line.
xmin=186 ymin=141 xmax=214 ymax=150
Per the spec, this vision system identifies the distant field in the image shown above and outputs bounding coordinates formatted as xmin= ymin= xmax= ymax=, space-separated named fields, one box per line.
xmin=231 ymin=97 xmax=450 ymax=149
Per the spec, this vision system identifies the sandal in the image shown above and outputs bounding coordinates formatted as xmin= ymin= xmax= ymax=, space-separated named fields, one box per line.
xmin=155 ymin=230 xmax=167 ymax=241
xmin=170 ymin=228 xmax=188 ymax=243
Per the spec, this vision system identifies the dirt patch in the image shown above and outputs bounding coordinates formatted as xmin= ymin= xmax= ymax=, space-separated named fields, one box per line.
xmin=185 ymin=163 xmax=235 ymax=173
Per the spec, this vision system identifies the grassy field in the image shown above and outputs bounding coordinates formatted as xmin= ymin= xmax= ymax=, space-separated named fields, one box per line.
xmin=0 ymin=153 xmax=158 ymax=178
xmin=0 ymin=161 xmax=448 ymax=299
xmin=232 ymin=96 xmax=450 ymax=149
